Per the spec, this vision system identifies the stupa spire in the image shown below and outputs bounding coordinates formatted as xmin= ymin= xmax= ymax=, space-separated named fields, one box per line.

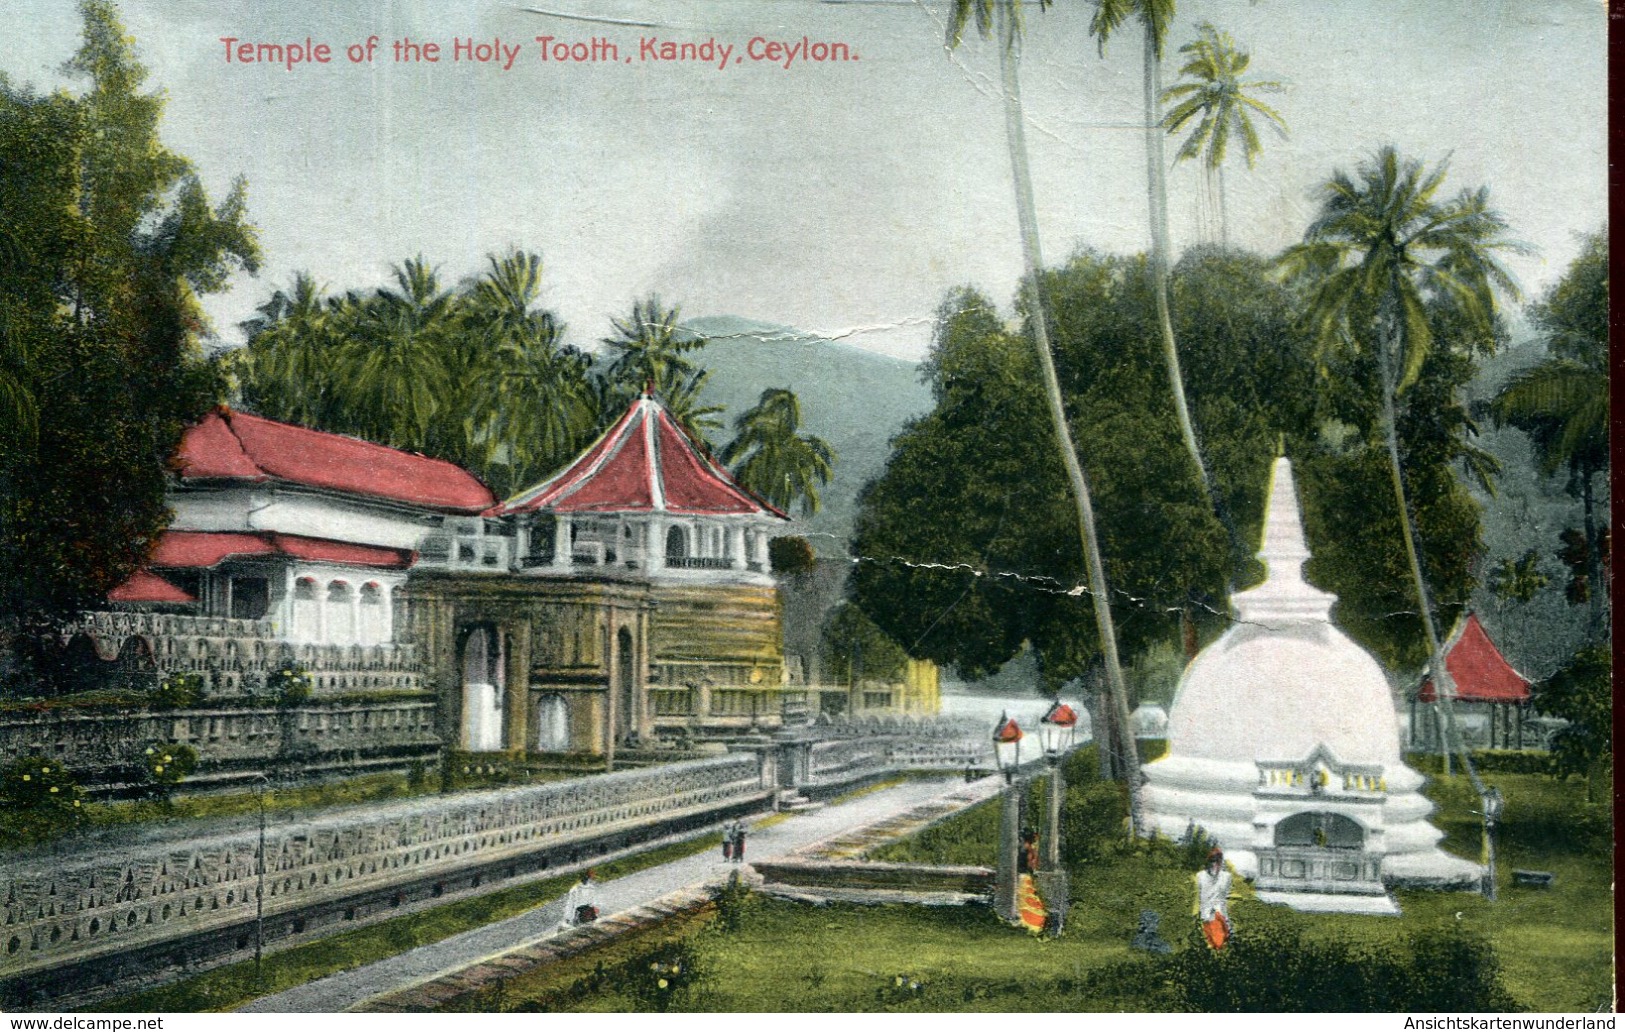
xmin=1231 ymin=457 xmax=1336 ymax=626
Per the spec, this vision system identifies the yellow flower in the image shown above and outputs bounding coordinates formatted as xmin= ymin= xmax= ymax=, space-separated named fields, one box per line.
xmin=21 ymin=774 xmax=29 ymax=782
xmin=49 ymin=787 xmax=58 ymax=794
xmin=154 ymin=766 xmax=164 ymax=774
xmin=41 ymin=767 xmax=50 ymax=774
xmin=73 ymin=800 xmax=81 ymax=808
xmin=657 ymin=979 xmax=668 ymax=990
xmin=146 ymin=748 xmax=155 ymax=756
xmin=163 ymin=755 xmax=173 ymax=763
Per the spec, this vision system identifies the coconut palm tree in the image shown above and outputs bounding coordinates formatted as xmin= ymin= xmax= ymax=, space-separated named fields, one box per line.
xmin=948 ymin=0 xmax=1142 ymax=829
xmin=599 ymin=295 xmax=722 ymax=442
xmin=340 ymin=256 xmax=456 ymax=449
xmin=1490 ymin=233 xmax=1608 ymax=625
xmin=1160 ymin=23 xmax=1287 ymax=247
xmin=1279 ymin=147 xmax=1522 ymax=788
xmin=1090 ymin=0 xmax=1216 ymax=524
xmin=237 ymin=271 xmax=339 ymax=429
xmin=720 ymin=388 xmax=835 ymax=517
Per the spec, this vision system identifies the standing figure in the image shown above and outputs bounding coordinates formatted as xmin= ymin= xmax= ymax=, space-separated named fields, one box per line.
xmin=722 ymin=820 xmax=735 ymax=861
xmin=1195 ymin=848 xmax=1234 ymax=949
xmin=1019 ymin=828 xmax=1040 ymax=875
xmin=732 ymin=821 xmax=748 ymax=863
xmin=558 ymin=868 xmax=600 ymax=932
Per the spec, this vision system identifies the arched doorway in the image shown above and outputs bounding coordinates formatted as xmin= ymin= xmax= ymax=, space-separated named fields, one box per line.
xmin=534 ymin=693 xmax=570 ymax=752
xmin=1275 ymin=811 xmax=1365 ymax=850
xmin=616 ymin=626 xmax=635 ymax=745
xmin=459 ymin=625 xmax=504 ymax=751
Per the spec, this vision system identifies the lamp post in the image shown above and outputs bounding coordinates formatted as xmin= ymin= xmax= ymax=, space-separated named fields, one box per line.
xmin=992 ymin=713 xmax=1024 ymax=924
xmin=253 ymin=772 xmax=269 ymax=986
xmin=1037 ymin=699 xmax=1077 ymax=935
xmin=1480 ymin=785 xmax=1504 ymax=901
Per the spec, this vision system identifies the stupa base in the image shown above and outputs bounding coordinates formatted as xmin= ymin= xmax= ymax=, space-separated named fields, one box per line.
xmin=1255 ymin=889 xmax=1400 ymax=915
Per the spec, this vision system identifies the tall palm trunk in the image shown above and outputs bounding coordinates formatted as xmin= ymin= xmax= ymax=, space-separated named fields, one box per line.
xmin=1142 ymin=29 xmax=1212 ymax=513
xmin=996 ymin=1 xmax=1141 ymax=834
xmin=1376 ymin=312 xmax=1483 ymax=795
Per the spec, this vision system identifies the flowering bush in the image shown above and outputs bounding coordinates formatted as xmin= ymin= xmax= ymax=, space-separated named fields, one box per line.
xmin=0 ymin=756 xmax=86 ymax=843
xmin=151 ymin=670 xmax=204 ymax=709
xmin=140 ymin=743 xmax=197 ymax=791
xmin=267 ymin=664 xmax=313 ymax=705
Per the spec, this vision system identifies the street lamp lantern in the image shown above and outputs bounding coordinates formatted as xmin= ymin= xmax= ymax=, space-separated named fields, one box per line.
xmin=1481 ymin=784 xmax=1505 ymax=901
xmin=992 ymin=712 xmax=1024 ymax=783
xmin=1039 ymin=699 xmax=1078 ymax=759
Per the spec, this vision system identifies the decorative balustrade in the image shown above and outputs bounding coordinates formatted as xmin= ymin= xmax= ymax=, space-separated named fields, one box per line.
xmin=0 ymin=700 xmax=439 ymax=774
xmin=61 ymin=610 xmax=420 ymax=698
xmin=0 ymin=754 xmax=768 ymax=982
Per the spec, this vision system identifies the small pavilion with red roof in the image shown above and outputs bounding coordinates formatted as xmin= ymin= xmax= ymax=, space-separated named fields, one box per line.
xmin=497 ymin=392 xmax=788 ymax=583
xmin=1411 ymin=613 xmax=1532 ymax=751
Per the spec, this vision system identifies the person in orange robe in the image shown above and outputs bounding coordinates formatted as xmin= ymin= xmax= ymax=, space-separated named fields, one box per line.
xmin=1195 ymin=848 xmax=1234 ymax=949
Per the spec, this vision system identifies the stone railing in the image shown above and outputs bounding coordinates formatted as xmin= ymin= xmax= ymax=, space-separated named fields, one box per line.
xmin=0 ymin=700 xmax=439 ymax=783
xmin=0 ymin=754 xmax=768 ymax=983
xmin=61 ymin=611 xmax=421 ymax=698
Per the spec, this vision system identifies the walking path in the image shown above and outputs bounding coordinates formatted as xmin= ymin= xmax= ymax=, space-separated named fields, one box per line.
xmin=241 ymin=774 xmax=1006 ymax=1013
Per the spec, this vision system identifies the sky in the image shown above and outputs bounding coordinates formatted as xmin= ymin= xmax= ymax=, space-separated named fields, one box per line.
xmin=1 ymin=0 xmax=1608 ymax=362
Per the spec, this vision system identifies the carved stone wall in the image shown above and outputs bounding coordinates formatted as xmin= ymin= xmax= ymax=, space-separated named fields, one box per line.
xmin=0 ymin=754 xmax=767 ymax=984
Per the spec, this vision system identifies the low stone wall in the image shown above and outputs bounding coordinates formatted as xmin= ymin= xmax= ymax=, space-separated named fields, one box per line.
xmin=0 ymin=754 xmax=771 ymax=994
xmin=0 ymin=698 xmax=440 ymax=790
xmin=753 ymin=860 xmax=993 ymax=896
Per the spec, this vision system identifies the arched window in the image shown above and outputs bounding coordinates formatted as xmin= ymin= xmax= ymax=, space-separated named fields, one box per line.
xmin=665 ymin=525 xmax=687 ymax=562
xmin=291 ymin=578 xmax=319 ymax=642
xmin=358 ymin=583 xmax=386 ymax=646
xmin=1275 ymin=811 xmax=1364 ymax=850
xmin=325 ymin=581 xmax=355 ymax=645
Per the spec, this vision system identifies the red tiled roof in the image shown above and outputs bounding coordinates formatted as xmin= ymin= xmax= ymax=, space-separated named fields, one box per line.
xmin=174 ymin=408 xmax=496 ymax=513
xmin=107 ymin=569 xmax=196 ymax=604
xmin=1417 ymin=613 xmax=1531 ymax=704
xmin=149 ymin=530 xmax=414 ymax=570
xmin=498 ymin=395 xmax=788 ymax=519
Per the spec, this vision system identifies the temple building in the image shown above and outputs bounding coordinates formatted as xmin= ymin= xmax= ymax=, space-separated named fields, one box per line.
xmin=87 ymin=394 xmax=797 ymax=777
xmin=1411 ymin=613 xmax=1532 ymax=751
xmin=1140 ymin=457 xmax=1480 ymax=914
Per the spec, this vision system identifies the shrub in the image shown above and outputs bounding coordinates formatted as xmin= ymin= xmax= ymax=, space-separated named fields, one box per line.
xmin=138 ymin=743 xmax=198 ymax=802
xmin=768 ymin=535 xmax=817 ymax=575
xmin=267 ymin=664 xmax=313 ymax=705
xmin=0 ymin=755 xmax=86 ymax=843
xmin=150 ymin=670 xmax=204 ymax=709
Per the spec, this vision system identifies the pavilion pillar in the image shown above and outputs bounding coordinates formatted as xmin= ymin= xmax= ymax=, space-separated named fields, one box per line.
xmin=729 ymin=525 xmax=747 ymax=570
xmin=552 ymin=517 xmax=572 ymax=569
xmin=503 ymin=620 xmax=531 ymax=753
xmin=647 ymin=517 xmax=666 ymax=572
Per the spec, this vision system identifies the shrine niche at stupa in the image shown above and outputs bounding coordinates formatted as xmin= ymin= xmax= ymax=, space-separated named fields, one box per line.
xmin=1140 ymin=457 xmax=1481 ymax=914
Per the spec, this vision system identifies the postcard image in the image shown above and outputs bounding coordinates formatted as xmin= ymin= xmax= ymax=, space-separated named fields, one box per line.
xmin=0 ymin=0 xmax=1610 ymax=1017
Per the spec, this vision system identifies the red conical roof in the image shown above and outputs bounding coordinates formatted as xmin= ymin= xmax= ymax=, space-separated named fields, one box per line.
xmin=497 ymin=394 xmax=788 ymax=519
xmin=1417 ymin=613 xmax=1531 ymax=704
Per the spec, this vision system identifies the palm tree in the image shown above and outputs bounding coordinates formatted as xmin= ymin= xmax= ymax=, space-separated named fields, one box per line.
xmin=1160 ymin=23 xmax=1287 ymax=247
xmin=1090 ymin=0 xmax=1217 ymax=522
xmin=599 ymin=295 xmax=722 ymax=442
xmin=719 ymin=388 xmax=835 ymax=517
xmin=1280 ymin=146 xmax=1522 ymax=788
xmin=1490 ymin=233 xmax=1608 ymax=626
xmin=948 ymin=0 xmax=1142 ymax=830
xmin=238 ymin=271 xmax=338 ymax=429
xmin=340 ymin=257 xmax=456 ymax=449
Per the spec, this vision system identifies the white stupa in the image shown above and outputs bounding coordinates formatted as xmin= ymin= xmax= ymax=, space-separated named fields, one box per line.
xmin=1141 ymin=457 xmax=1481 ymax=914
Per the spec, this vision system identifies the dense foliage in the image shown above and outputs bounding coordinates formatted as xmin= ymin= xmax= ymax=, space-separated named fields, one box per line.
xmin=0 ymin=1 xmax=257 ymax=658
xmin=853 ymin=245 xmax=1490 ymax=681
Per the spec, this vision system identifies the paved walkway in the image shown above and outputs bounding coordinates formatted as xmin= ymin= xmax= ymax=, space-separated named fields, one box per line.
xmin=241 ymin=774 xmax=1004 ymax=1013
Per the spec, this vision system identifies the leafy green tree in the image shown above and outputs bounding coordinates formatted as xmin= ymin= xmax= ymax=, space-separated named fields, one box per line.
xmin=0 ymin=1 xmax=258 ymax=668
xmin=1491 ymin=231 xmax=1608 ymax=626
xmin=720 ymin=388 xmax=835 ymax=516
xmin=1537 ymin=645 xmax=1611 ymax=801
xmin=1091 ymin=0 xmax=1219 ymax=521
xmin=1161 ymin=23 xmax=1287 ymax=246
xmin=820 ymin=602 xmax=910 ymax=687
xmin=1489 ymin=550 xmax=1548 ymax=606
xmin=1279 ymin=146 xmax=1521 ymax=786
xmin=946 ymin=0 xmax=1141 ymax=816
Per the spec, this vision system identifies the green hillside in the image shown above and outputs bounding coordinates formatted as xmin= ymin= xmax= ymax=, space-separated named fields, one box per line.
xmin=683 ymin=315 xmax=933 ymax=554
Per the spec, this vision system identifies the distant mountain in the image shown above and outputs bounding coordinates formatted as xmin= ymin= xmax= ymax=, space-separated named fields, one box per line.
xmin=682 ymin=315 xmax=933 ymax=555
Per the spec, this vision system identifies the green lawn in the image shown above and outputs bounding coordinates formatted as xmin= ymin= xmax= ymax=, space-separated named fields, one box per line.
xmin=496 ymin=752 xmax=1611 ymax=1012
